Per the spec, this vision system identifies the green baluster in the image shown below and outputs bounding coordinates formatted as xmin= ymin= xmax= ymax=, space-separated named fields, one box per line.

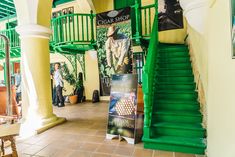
xmin=90 ymin=10 xmax=95 ymax=43
xmin=134 ymin=0 xmax=141 ymax=43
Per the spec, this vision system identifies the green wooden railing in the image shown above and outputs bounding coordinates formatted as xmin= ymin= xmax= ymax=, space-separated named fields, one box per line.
xmin=0 ymin=2 xmax=156 ymax=56
xmin=51 ymin=12 xmax=95 ymax=48
xmin=141 ymin=4 xmax=155 ymax=38
xmin=142 ymin=7 xmax=159 ymax=139
xmin=0 ymin=28 xmax=20 ymax=58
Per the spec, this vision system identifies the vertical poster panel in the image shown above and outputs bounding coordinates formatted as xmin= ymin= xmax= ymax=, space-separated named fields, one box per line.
xmin=231 ymin=0 xmax=235 ymax=57
xmin=107 ymin=74 xmax=138 ymax=144
xmin=158 ymin=0 xmax=184 ymax=31
xmin=96 ymin=8 xmax=133 ymax=96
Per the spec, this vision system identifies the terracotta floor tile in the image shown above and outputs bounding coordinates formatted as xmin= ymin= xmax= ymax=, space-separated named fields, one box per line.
xmin=175 ymin=152 xmax=196 ymax=157
xmin=22 ymin=145 xmax=45 ymax=155
xmin=96 ymin=144 xmax=117 ymax=154
xmin=68 ymin=150 xmax=92 ymax=157
xmin=113 ymin=146 xmax=135 ymax=156
xmin=13 ymin=102 xmax=200 ymax=157
xmin=154 ymin=150 xmax=174 ymax=157
xmin=79 ymin=142 xmax=101 ymax=152
xmin=91 ymin=152 xmax=112 ymax=157
xmin=36 ymin=145 xmax=59 ymax=156
xmin=133 ymin=148 xmax=153 ymax=157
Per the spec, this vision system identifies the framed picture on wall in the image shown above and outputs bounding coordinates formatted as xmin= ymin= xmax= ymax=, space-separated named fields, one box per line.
xmin=231 ymin=0 xmax=235 ymax=58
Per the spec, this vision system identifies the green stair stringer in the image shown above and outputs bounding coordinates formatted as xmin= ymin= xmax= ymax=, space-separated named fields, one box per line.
xmin=142 ymin=13 xmax=206 ymax=155
xmin=142 ymin=11 xmax=159 ymax=140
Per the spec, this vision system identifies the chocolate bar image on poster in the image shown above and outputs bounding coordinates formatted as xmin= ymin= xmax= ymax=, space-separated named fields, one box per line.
xmin=158 ymin=0 xmax=184 ymax=31
xmin=96 ymin=7 xmax=131 ymax=26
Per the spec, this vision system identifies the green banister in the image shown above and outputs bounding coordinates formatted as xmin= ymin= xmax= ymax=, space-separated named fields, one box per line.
xmin=141 ymin=4 xmax=155 ymax=38
xmin=142 ymin=8 xmax=159 ymax=139
xmin=90 ymin=10 xmax=95 ymax=43
xmin=134 ymin=0 xmax=141 ymax=43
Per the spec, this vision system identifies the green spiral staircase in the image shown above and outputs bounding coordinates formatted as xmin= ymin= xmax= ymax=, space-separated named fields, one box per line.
xmin=142 ymin=12 xmax=206 ymax=154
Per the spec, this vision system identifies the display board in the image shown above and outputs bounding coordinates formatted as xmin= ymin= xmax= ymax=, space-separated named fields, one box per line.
xmin=96 ymin=7 xmax=133 ymax=96
xmin=106 ymin=74 xmax=143 ymax=144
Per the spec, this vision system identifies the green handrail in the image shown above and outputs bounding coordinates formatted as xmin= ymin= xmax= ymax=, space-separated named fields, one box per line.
xmin=142 ymin=9 xmax=159 ymax=139
xmin=51 ymin=13 xmax=96 ymax=46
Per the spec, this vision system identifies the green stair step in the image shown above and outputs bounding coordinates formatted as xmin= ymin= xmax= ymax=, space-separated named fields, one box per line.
xmin=151 ymin=122 xmax=206 ymax=138
xmin=157 ymin=69 xmax=192 ymax=76
xmin=156 ymin=92 xmax=198 ymax=101
xmin=159 ymin=52 xmax=189 ymax=58
xmin=154 ymin=110 xmax=202 ymax=123
xmin=158 ymin=57 xmax=190 ymax=64
xmin=156 ymin=90 xmax=197 ymax=94
xmin=143 ymin=136 xmax=206 ymax=155
xmin=158 ymin=62 xmax=192 ymax=69
xmin=156 ymin=99 xmax=199 ymax=105
xmin=157 ymin=76 xmax=194 ymax=83
xmin=159 ymin=43 xmax=188 ymax=50
xmin=156 ymin=84 xmax=196 ymax=90
xmin=155 ymin=103 xmax=200 ymax=111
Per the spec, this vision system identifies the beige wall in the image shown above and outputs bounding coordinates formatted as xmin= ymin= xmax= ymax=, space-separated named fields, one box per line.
xmin=92 ymin=0 xmax=113 ymax=13
xmin=84 ymin=50 xmax=99 ymax=100
xmin=207 ymin=0 xmax=235 ymax=156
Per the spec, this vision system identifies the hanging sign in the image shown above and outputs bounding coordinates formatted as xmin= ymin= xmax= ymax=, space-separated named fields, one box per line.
xmin=96 ymin=7 xmax=133 ymax=96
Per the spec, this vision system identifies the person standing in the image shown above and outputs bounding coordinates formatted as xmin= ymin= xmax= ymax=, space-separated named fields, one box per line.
xmin=54 ymin=63 xmax=65 ymax=107
xmin=14 ymin=68 xmax=21 ymax=104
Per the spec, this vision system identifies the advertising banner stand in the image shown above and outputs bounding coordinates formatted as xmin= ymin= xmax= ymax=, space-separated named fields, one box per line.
xmin=106 ymin=74 xmax=143 ymax=144
xmin=96 ymin=7 xmax=133 ymax=96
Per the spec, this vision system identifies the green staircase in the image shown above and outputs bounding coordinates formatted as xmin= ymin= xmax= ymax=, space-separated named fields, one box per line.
xmin=142 ymin=43 xmax=206 ymax=154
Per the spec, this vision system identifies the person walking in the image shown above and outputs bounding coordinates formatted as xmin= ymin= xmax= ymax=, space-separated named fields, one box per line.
xmin=54 ymin=63 xmax=65 ymax=107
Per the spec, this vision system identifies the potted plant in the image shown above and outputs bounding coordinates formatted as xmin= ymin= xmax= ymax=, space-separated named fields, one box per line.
xmin=61 ymin=63 xmax=82 ymax=104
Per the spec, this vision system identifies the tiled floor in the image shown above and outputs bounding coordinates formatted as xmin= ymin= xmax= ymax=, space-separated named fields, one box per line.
xmin=6 ymin=102 xmax=205 ymax=157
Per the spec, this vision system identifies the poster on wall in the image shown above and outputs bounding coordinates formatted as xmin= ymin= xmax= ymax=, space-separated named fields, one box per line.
xmin=106 ymin=74 xmax=143 ymax=144
xmin=231 ymin=0 xmax=235 ymax=57
xmin=96 ymin=7 xmax=133 ymax=96
xmin=158 ymin=0 xmax=184 ymax=31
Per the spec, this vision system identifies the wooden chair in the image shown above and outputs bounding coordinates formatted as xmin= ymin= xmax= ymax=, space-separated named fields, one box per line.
xmin=0 ymin=116 xmax=20 ymax=157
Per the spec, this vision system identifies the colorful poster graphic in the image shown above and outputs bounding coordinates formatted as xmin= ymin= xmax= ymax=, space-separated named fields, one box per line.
xmin=96 ymin=7 xmax=133 ymax=96
xmin=158 ymin=0 xmax=184 ymax=31
xmin=106 ymin=74 xmax=139 ymax=144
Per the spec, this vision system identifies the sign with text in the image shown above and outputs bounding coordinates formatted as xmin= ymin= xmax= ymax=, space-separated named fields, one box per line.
xmin=106 ymin=74 xmax=142 ymax=144
xmin=96 ymin=7 xmax=133 ymax=96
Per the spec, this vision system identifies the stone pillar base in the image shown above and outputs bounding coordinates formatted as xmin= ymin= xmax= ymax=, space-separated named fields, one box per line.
xmin=36 ymin=117 xmax=66 ymax=134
